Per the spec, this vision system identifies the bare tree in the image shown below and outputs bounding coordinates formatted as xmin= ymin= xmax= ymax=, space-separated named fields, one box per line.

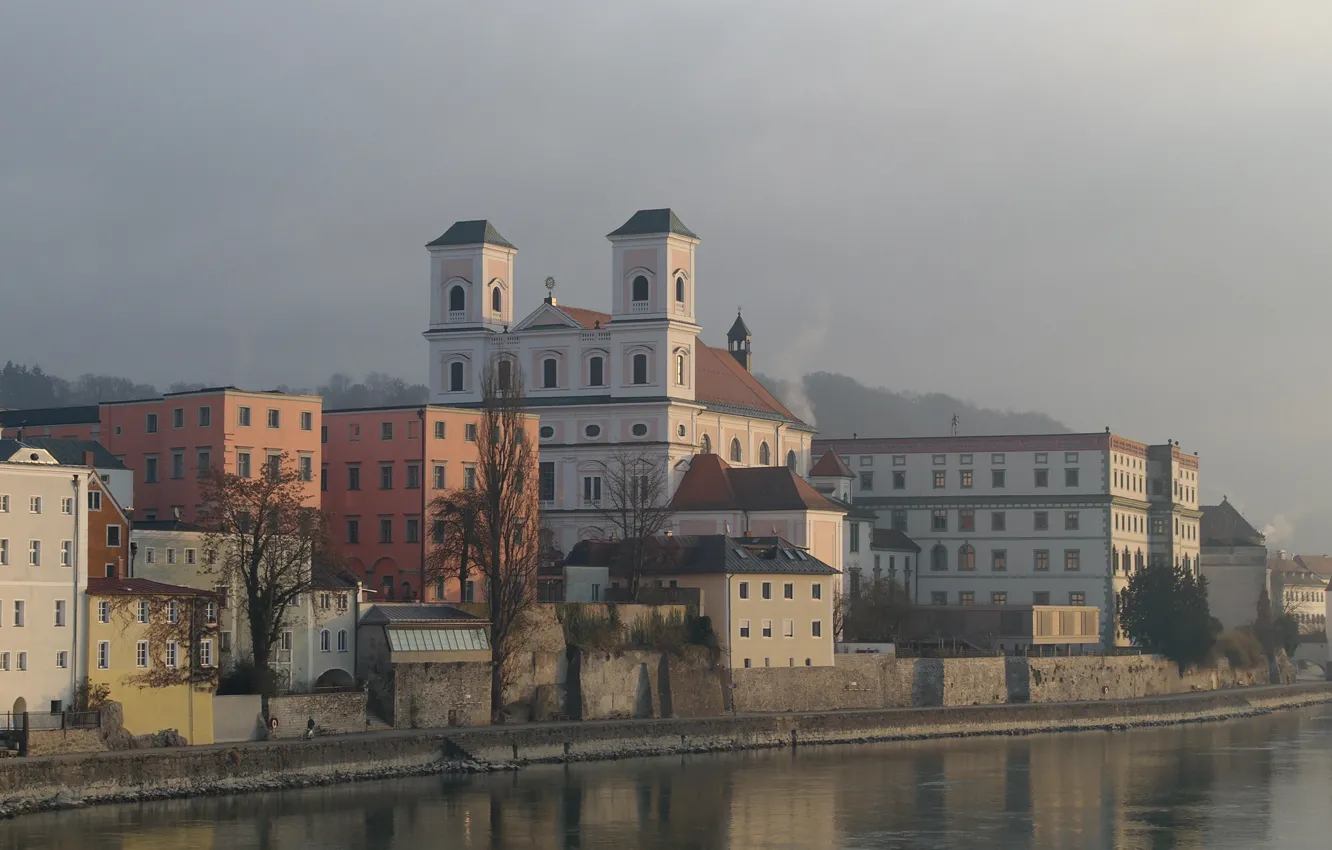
xmin=199 ymin=452 xmax=332 ymax=673
xmin=430 ymin=366 xmax=540 ymax=720
xmin=588 ymin=450 xmax=675 ymax=599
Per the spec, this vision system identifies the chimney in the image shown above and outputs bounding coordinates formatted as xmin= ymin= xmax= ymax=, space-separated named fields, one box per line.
xmin=83 ymin=450 xmax=95 ymax=468
xmin=1278 ymin=549 xmax=1288 ymax=560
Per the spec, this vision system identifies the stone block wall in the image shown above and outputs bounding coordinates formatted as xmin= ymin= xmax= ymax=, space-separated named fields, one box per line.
xmin=662 ymin=650 xmax=727 ymax=718
xmin=392 ymin=662 xmax=491 ymax=728
xmin=266 ymin=692 xmax=367 ymax=738
xmin=940 ymin=658 xmax=1009 ymax=706
xmin=26 ymin=729 xmax=105 ymax=757
xmin=571 ymin=651 xmax=664 ymax=720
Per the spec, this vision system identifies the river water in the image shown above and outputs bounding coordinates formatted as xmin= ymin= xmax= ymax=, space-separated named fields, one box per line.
xmin=6 ymin=706 xmax=1332 ymax=850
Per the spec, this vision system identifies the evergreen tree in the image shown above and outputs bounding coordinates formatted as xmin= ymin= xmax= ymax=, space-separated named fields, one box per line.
xmin=1118 ymin=562 xmax=1216 ymax=670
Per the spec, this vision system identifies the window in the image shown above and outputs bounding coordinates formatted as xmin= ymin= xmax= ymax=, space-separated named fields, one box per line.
xmin=347 ymin=465 xmax=361 ymax=490
xmin=221 ymin=631 xmax=232 ymax=653
xmin=675 ymin=276 xmax=685 ymax=303
xmin=165 ymin=642 xmax=178 ymax=668
xmin=761 ymin=619 xmax=773 ymax=638
xmin=958 ymin=544 xmax=975 ymax=571
xmin=96 ymin=600 xmax=110 ymax=623
xmin=299 ymin=455 xmax=313 ymax=482
xmin=1065 ymin=468 xmax=1079 ymax=487
xmin=28 ymin=540 xmax=40 ymax=566
xmin=97 ymin=642 xmax=109 ymax=669
xmin=464 ymin=466 xmax=477 ymax=489
xmin=198 ymin=406 xmax=211 ymax=427
xmin=1064 ymin=550 xmax=1081 ymax=571
xmin=632 ymin=275 xmax=649 ymax=302
xmin=205 ymin=600 xmax=217 ymax=624
xmin=991 ymin=592 xmax=1007 ymax=605
xmin=28 ymin=496 xmax=42 ymax=515
xmin=589 ymin=356 xmax=605 ymax=387
xmin=449 ymin=361 xmax=465 ymax=392
xmin=13 ymin=601 xmax=23 ymax=626
xmin=632 ymin=353 xmax=648 ymax=385
xmin=537 ymin=461 xmax=556 ymax=502
xmin=146 ymin=412 xmax=158 ymax=433
xmin=891 ymin=509 xmax=908 ymax=532
xmin=432 ymin=420 xmax=447 ymax=440
xmin=931 ymin=509 xmax=948 ymax=531
xmin=930 ymin=544 xmax=947 ymax=571
xmin=991 ymin=550 xmax=1007 ymax=572
xmin=1151 ymin=517 xmax=1166 ymax=535
xmin=144 ymin=456 xmax=159 ymax=483
xmin=172 ymin=407 xmax=184 ymax=429
xmin=432 ymin=464 xmax=447 ymax=490
xmin=85 ymin=490 xmax=101 ymax=512
xmin=379 ymin=463 xmax=396 ymax=491
xmin=991 ymin=512 xmax=1006 ymax=531
xmin=959 ymin=509 xmax=975 ymax=532
xmin=675 ymin=353 xmax=687 ymax=386
xmin=0 ymin=538 xmax=7 ymax=566
xmin=166 ymin=599 xmax=179 ymax=624
xmin=1034 ymin=550 xmax=1050 ymax=572
xmin=931 ymin=592 xmax=948 ymax=606
xmin=992 ymin=469 xmax=1006 ymax=488
xmin=849 ymin=523 xmax=861 ymax=552
xmin=406 ymin=517 xmax=420 ymax=544
xmin=783 ymin=582 xmax=794 ymax=599
xmin=379 ymin=518 xmax=393 ymax=543
xmin=320 ymin=629 xmax=331 ymax=652
xmin=464 ymin=423 xmax=478 ymax=442
xmin=739 ymin=581 xmax=749 ymax=599
xmin=200 ymin=640 xmax=213 ymax=668
xmin=1034 ymin=511 xmax=1049 ymax=531
xmin=334 ymin=629 xmax=348 ymax=652
xmin=933 ymin=470 xmax=946 ymax=489
xmin=787 ymin=449 xmax=797 ymax=470
xmin=197 ymin=449 xmax=211 ymax=478
xmin=960 ymin=469 xmax=973 ymax=488
xmin=59 ymin=496 xmax=72 ymax=516
xmin=1069 ymin=591 xmax=1086 ymax=606
xmin=490 ymin=285 xmax=503 ymax=315
xmin=542 ymin=358 xmax=557 ymax=388
xmin=347 ymin=517 xmax=360 ymax=544
xmin=1032 ymin=591 xmax=1050 ymax=606
xmin=959 ymin=591 xmax=975 ymax=605
xmin=54 ymin=599 xmax=66 ymax=627
xmin=581 ymin=474 xmax=602 ymax=505
xmin=812 ymin=620 xmax=824 ymax=638
xmin=1064 ymin=452 xmax=1079 ymax=464
xmin=263 ymin=453 xmax=280 ymax=480
xmin=266 ymin=409 xmax=280 ymax=428
xmin=761 ymin=582 xmax=772 ymax=600
xmin=492 ymin=358 xmax=512 ymax=391
xmin=1064 ymin=511 xmax=1080 ymax=531
xmin=236 ymin=452 xmax=251 ymax=479
xmin=59 ymin=540 xmax=72 ymax=567
xmin=136 ymin=600 xmax=149 ymax=623
xmin=859 ymin=471 xmax=873 ymax=490
xmin=136 ymin=640 xmax=149 ymax=668
xmin=56 ymin=650 xmax=68 ymax=670
xmin=812 ymin=583 xmax=822 ymax=600
xmin=740 ymin=619 xmax=751 ymax=638
xmin=237 ymin=406 xmax=251 ymax=426
xmin=783 ymin=619 xmax=794 ymax=638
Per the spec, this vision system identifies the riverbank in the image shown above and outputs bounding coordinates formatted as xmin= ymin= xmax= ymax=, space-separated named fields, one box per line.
xmin=2 ymin=682 xmax=1330 ymax=820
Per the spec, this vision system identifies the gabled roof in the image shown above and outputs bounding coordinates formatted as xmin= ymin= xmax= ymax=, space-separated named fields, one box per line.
xmin=19 ymin=437 xmax=126 ymax=470
xmin=809 ymin=449 xmax=854 ymax=478
xmin=360 ymin=603 xmax=483 ymax=625
xmin=565 ymin=534 xmax=837 ymax=576
xmin=607 ymin=209 xmax=698 ymax=240
xmin=1200 ymin=499 xmax=1265 ymax=547
xmin=670 ymin=454 xmax=846 ymax=514
xmin=87 ymin=577 xmax=216 ymax=597
xmin=426 ymin=220 xmax=516 ymax=250
xmin=0 ymin=405 xmax=100 ymax=428
xmin=871 ymin=528 xmax=921 ymax=553
xmin=0 ymin=441 xmax=57 ymax=465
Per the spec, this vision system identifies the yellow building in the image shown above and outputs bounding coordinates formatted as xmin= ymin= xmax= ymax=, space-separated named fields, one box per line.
xmin=86 ymin=577 xmax=218 ymax=745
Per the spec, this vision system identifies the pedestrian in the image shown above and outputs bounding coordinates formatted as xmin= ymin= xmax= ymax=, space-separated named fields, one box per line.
xmin=303 ymin=716 xmax=316 ymax=740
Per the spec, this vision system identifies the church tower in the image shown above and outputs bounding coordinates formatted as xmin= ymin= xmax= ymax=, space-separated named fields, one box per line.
xmin=606 ymin=209 xmax=699 ymax=323
xmin=727 ymin=310 xmax=752 ymax=372
xmin=425 ymin=220 xmax=516 ymax=331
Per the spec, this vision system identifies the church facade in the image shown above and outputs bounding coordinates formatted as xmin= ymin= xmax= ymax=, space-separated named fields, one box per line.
xmin=422 ymin=209 xmax=815 ymax=554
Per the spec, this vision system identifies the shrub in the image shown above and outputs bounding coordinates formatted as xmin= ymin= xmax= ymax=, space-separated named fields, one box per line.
xmin=217 ymin=660 xmax=278 ymax=696
xmin=1211 ymin=628 xmax=1266 ymax=670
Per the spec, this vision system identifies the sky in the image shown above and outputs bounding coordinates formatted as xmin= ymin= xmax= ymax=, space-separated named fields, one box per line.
xmin=3 ymin=2 xmax=1332 ymax=548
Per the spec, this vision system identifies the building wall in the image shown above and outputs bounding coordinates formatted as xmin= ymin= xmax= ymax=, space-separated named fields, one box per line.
xmin=722 ymin=573 xmax=834 ymax=669
xmin=86 ymin=476 xmax=131 ymax=580
xmin=0 ymin=463 xmax=90 ymax=715
xmin=266 ymin=691 xmax=367 ymax=738
xmin=1200 ymin=544 xmax=1269 ymax=630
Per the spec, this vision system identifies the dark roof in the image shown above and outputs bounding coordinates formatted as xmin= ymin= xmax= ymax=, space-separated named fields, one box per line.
xmin=0 ymin=405 xmax=100 ymax=428
xmin=313 ymin=564 xmax=359 ymax=590
xmin=871 ymin=528 xmax=921 ymax=553
xmin=0 ymin=439 xmax=23 ymax=461
xmin=565 ymin=534 xmax=838 ymax=576
xmin=607 ymin=208 xmax=698 ymax=240
xmin=1294 ymin=555 xmax=1332 ymax=579
xmin=426 ymin=220 xmax=515 ymax=249
xmin=809 ymin=449 xmax=854 ymax=478
xmin=19 ymin=437 xmax=126 ymax=470
xmin=360 ymin=603 xmax=482 ymax=625
xmin=87 ymin=577 xmax=216 ymax=597
xmin=1200 ymin=500 xmax=1265 ymax=547
xmin=670 ymin=454 xmax=846 ymax=514
xmin=727 ymin=310 xmax=751 ymax=341
xmin=133 ymin=519 xmax=208 ymax=533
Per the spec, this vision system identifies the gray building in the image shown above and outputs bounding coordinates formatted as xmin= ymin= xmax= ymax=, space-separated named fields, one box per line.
xmin=1199 ymin=499 xmax=1267 ymax=630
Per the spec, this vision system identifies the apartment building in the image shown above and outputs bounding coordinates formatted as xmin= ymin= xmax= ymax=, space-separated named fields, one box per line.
xmin=0 ymin=440 xmax=94 ymax=715
xmin=812 ymin=432 xmax=1202 ymax=645
xmin=320 ymin=404 xmax=537 ymax=602
xmin=2 ymin=386 xmax=322 ymax=523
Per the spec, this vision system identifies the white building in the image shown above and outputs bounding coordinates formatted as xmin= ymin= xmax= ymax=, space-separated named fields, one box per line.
xmin=812 ymin=432 xmax=1201 ymax=645
xmin=1199 ymin=499 xmax=1269 ymax=630
xmin=0 ymin=440 xmax=93 ymax=715
xmin=19 ymin=437 xmax=133 ymax=515
xmin=131 ymin=521 xmax=365 ymax=692
xmin=421 ymin=210 xmax=815 ymax=555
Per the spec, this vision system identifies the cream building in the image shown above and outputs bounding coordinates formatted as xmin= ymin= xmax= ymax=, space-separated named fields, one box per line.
xmin=1199 ymin=499 xmax=1268 ymax=630
xmin=813 ymin=432 xmax=1201 ymax=646
xmin=0 ymin=440 xmax=93 ymax=715
xmin=421 ymin=210 xmax=815 ymax=556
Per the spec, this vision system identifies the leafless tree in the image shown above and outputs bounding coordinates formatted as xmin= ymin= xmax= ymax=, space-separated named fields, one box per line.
xmin=198 ymin=452 xmax=332 ymax=672
xmin=588 ymin=450 xmax=675 ymax=599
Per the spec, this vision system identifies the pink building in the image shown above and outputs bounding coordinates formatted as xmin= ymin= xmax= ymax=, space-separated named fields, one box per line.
xmin=320 ymin=404 xmax=539 ymax=602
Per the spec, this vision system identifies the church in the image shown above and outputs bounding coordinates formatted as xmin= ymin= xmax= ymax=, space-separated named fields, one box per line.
xmin=422 ymin=208 xmax=816 ymax=554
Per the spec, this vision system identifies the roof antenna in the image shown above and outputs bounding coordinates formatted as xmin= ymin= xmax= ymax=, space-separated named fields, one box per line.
xmin=950 ymin=414 xmax=960 ymax=436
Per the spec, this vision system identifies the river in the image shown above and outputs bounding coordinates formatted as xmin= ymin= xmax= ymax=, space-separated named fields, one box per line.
xmin=5 ymin=706 xmax=1332 ymax=849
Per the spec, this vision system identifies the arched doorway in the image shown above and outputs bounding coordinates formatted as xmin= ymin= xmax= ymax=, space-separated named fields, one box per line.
xmin=12 ymin=697 xmax=26 ymax=715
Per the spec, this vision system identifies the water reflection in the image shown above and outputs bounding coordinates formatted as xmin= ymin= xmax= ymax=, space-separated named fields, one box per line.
xmin=4 ymin=707 xmax=1329 ymax=850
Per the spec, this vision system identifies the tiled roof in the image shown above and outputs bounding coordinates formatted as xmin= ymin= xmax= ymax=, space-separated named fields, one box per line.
xmin=1200 ymin=500 xmax=1265 ymax=548
xmin=670 ymin=454 xmax=846 ymax=514
xmin=360 ymin=603 xmax=482 ymax=625
xmin=607 ymin=209 xmax=698 ymax=240
xmin=426 ymin=220 xmax=516 ymax=249
xmin=809 ymin=450 xmax=854 ymax=478
xmin=133 ymin=519 xmax=208 ymax=533
xmin=0 ymin=405 xmax=100 ymax=428
xmin=558 ymin=306 xmax=612 ymax=329
xmin=727 ymin=311 xmax=751 ymax=341
xmin=19 ymin=437 xmax=126 ymax=470
xmin=87 ymin=577 xmax=216 ymax=597
xmin=565 ymin=534 xmax=837 ymax=576
xmin=871 ymin=528 xmax=921 ymax=553
xmin=1294 ymin=555 xmax=1332 ymax=579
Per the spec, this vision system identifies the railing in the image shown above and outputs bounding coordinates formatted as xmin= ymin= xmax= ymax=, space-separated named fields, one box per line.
xmin=447 ymin=309 xmax=466 ymax=323
xmin=675 ymin=302 xmax=688 ymax=314
xmin=1 ymin=710 xmax=101 ymax=732
xmin=630 ymin=300 xmax=650 ymax=313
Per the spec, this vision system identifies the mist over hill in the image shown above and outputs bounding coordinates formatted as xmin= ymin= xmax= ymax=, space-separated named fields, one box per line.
xmin=757 ymin=371 xmax=1071 ymax=438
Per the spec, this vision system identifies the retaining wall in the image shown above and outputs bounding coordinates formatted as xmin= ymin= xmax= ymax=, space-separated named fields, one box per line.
xmin=392 ymin=662 xmax=491 ymax=728
xmin=266 ymin=691 xmax=367 ymax=738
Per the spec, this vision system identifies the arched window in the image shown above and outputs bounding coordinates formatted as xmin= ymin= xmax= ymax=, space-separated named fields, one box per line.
xmin=319 ymin=629 xmax=331 ymax=652
xmin=759 ymin=442 xmax=771 ymax=465
xmin=1121 ymin=549 xmax=1131 ymax=572
xmin=700 ymin=433 xmax=712 ymax=455
xmin=786 ymin=449 xmax=797 ymax=471
xmin=497 ymin=359 xmax=512 ymax=391
xmin=958 ymin=544 xmax=975 ymax=571
xmin=336 ymin=629 xmax=348 ymax=652
xmin=729 ymin=438 xmax=742 ymax=463
xmin=542 ymin=358 xmax=557 ymax=389
xmin=675 ymin=276 xmax=685 ymax=303
xmin=931 ymin=544 xmax=948 ymax=572
xmin=632 ymin=275 xmax=650 ymax=303
xmin=589 ymin=356 xmax=604 ymax=387
xmin=449 ymin=361 xmax=465 ymax=392
xmin=675 ymin=352 xmax=686 ymax=386
xmin=632 ymin=353 xmax=648 ymax=385
xmin=491 ymin=287 xmax=502 ymax=314
xmin=448 ymin=285 xmax=465 ymax=313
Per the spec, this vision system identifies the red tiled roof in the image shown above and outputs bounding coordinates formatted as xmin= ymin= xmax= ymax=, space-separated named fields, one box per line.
xmin=557 ymin=306 xmax=612 ymax=329
xmin=86 ymin=577 xmax=216 ymax=597
xmin=809 ymin=449 xmax=854 ymax=478
xmin=1294 ymin=555 xmax=1332 ymax=579
xmin=669 ymin=454 xmax=846 ymax=513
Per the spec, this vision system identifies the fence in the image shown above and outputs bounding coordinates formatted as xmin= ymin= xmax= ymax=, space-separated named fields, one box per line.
xmin=0 ymin=711 xmax=100 ymax=757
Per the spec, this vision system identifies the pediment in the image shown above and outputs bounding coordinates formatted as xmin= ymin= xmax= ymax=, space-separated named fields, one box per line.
xmin=512 ymin=302 xmax=584 ymax=332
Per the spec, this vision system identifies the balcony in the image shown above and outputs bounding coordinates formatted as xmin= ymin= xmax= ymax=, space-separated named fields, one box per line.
xmin=447 ymin=309 xmax=465 ymax=323
xmin=630 ymin=300 xmax=650 ymax=314
xmin=900 ymin=605 xmax=1100 ymax=647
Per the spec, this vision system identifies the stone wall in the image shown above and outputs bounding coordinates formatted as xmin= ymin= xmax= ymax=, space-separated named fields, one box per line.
xmin=661 ymin=650 xmax=727 ymax=718
xmin=266 ymin=692 xmax=367 ymax=738
xmin=26 ymin=729 xmax=105 ymax=757
xmin=939 ymin=658 xmax=1009 ymax=706
xmin=392 ymin=662 xmax=491 ymax=728
xmin=570 ymin=651 xmax=664 ymax=720
xmin=731 ymin=656 xmax=1009 ymax=713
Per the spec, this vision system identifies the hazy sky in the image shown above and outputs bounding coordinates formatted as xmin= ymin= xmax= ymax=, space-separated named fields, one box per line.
xmin=4 ymin=2 xmax=1332 ymax=546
